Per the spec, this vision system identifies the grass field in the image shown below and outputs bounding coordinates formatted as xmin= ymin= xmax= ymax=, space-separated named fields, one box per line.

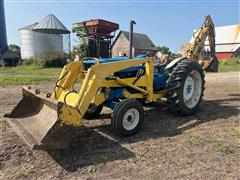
xmin=218 ymin=57 xmax=240 ymax=72
xmin=218 ymin=64 xmax=240 ymax=72
xmin=0 ymin=59 xmax=239 ymax=85
xmin=0 ymin=65 xmax=62 ymax=75
xmin=0 ymin=65 xmax=62 ymax=85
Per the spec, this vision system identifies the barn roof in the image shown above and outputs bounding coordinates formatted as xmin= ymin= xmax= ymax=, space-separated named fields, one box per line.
xmin=2 ymin=49 xmax=20 ymax=59
xmin=207 ymin=24 xmax=240 ymax=52
xmin=214 ymin=24 xmax=239 ymax=44
xmin=113 ymin=31 xmax=157 ymax=51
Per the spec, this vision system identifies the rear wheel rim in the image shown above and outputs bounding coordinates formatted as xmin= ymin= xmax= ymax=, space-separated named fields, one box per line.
xmin=183 ymin=70 xmax=202 ymax=108
xmin=122 ymin=108 xmax=140 ymax=131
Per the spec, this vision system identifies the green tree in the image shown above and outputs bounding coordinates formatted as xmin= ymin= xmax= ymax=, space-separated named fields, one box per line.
xmin=156 ymin=46 xmax=172 ymax=55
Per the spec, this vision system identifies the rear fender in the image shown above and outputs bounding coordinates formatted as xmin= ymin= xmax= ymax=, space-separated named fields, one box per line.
xmin=165 ymin=57 xmax=187 ymax=70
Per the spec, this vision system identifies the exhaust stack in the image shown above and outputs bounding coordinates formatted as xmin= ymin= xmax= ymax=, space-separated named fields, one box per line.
xmin=129 ymin=20 xmax=136 ymax=58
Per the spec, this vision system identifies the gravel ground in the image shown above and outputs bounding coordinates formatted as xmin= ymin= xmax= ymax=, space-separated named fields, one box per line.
xmin=0 ymin=72 xmax=239 ymax=179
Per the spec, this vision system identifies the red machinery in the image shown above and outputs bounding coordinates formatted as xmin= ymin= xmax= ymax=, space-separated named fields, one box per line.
xmin=73 ymin=19 xmax=119 ymax=58
xmin=82 ymin=19 xmax=119 ymax=36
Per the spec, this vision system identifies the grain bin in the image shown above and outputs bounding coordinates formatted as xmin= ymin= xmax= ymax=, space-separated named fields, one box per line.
xmin=19 ymin=23 xmax=63 ymax=59
xmin=33 ymin=14 xmax=71 ymax=54
xmin=19 ymin=14 xmax=70 ymax=59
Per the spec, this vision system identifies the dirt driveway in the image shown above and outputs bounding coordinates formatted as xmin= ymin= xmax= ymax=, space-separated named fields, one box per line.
xmin=0 ymin=72 xmax=239 ymax=179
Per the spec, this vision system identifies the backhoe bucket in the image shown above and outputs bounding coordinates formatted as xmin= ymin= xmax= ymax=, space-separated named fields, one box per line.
xmin=4 ymin=87 xmax=78 ymax=150
xmin=203 ymin=56 xmax=219 ymax=72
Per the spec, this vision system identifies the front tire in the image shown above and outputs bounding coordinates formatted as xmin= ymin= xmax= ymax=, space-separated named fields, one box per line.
xmin=111 ymin=99 xmax=144 ymax=137
xmin=166 ymin=59 xmax=205 ymax=115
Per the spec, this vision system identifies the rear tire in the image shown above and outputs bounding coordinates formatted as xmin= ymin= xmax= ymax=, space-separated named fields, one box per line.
xmin=111 ymin=99 xmax=144 ymax=137
xmin=166 ymin=59 xmax=205 ymax=115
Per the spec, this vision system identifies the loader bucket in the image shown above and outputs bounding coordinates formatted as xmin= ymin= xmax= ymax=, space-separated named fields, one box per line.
xmin=4 ymin=87 xmax=79 ymax=150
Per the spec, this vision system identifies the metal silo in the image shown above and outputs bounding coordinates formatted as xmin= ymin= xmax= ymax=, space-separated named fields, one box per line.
xmin=19 ymin=23 xmax=37 ymax=58
xmin=19 ymin=23 xmax=64 ymax=59
xmin=33 ymin=14 xmax=70 ymax=54
xmin=19 ymin=14 xmax=70 ymax=59
xmin=34 ymin=32 xmax=63 ymax=57
xmin=0 ymin=0 xmax=8 ymax=55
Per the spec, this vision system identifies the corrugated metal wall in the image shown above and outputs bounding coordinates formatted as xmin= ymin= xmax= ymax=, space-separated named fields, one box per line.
xmin=19 ymin=29 xmax=63 ymax=59
xmin=0 ymin=0 xmax=8 ymax=55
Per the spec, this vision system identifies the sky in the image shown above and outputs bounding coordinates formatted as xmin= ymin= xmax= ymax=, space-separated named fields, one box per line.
xmin=4 ymin=0 xmax=240 ymax=52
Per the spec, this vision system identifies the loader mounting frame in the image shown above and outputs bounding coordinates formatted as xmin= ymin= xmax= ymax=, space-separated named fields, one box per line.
xmin=53 ymin=57 xmax=165 ymax=126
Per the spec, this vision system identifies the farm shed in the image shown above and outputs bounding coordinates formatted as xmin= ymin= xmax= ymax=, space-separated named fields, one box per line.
xmin=111 ymin=31 xmax=158 ymax=57
xmin=1 ymin=49 xmax=20 ymax=66
xmin=205 ymin=24 xmax=240 ymax=59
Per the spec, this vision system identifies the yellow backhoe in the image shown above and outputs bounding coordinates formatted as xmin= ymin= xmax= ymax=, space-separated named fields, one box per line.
xmin=186 ymin=15 xmax=218 ymax=72
xmin=159 ymin=15 xmax=218 ymax=72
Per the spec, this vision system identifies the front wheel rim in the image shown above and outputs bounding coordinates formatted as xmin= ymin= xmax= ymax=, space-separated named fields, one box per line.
xmin=122 ymin=108 xmax=140 ymax=131
xmin=183 ymin=70 xmax=202 ymax=108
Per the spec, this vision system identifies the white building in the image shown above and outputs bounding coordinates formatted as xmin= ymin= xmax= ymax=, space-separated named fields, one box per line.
xmin=206 ymin=24 xmax=240 ymax=59
xmin=19 ymin=23 xmax=63 ymax=59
